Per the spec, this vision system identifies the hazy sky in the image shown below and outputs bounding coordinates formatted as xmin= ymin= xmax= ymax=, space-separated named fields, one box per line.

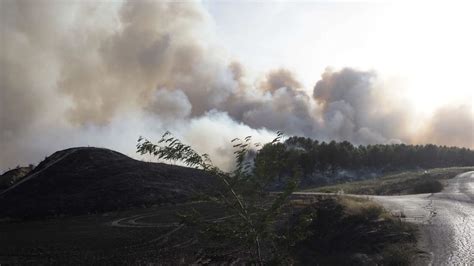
xmin=204 ymin=1 xmax=473 ymax=113
xmin=0 ymin=0 xmax=473 ymax=171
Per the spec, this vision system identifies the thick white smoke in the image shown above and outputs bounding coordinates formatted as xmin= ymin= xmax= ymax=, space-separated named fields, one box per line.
xmin=1 ymin=0 xmax=472 ymax=172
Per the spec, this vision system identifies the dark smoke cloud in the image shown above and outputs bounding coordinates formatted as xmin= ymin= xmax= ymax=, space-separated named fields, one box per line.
xmin=57 ymin=0 xmax=237 ymax=123
xmin=1 ymin=0 xmax=473 ymax=172
xmin=313 ymin=68 xmax=412 ymax=144
xmin=219 ymin=65 xmax=319 ymax=137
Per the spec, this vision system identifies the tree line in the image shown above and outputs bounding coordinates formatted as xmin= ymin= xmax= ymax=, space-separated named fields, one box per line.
xmin=254 ymin=136 xmax=474 ymax=182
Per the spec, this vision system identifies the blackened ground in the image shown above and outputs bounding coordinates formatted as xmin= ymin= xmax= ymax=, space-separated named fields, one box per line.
xmin=0 ymin=202 xmax=240 ymax=265
xmin=0 ymin=147 xmax=218 ymax=219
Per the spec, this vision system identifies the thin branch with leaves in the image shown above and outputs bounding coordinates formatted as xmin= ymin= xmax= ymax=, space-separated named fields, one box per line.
xmin=136 ymin=130 xmax=299 ymax=263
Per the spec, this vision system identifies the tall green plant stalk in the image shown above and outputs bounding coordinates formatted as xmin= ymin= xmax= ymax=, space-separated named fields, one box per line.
xmin=136 ymin=131 xmax=300 ymax=263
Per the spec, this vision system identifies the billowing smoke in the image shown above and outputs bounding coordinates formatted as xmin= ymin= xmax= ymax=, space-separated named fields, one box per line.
xmin=1 ymin=0 xmax=472 ymax=172
xmin=312 ymin=68 xmax=412 ymax=144
xmin=416 ymin=105 xmax=474 ymax=148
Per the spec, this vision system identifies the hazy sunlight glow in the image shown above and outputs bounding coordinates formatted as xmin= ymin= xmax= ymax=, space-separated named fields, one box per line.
xmin=205 ymin=1 xmax=474 ymax=113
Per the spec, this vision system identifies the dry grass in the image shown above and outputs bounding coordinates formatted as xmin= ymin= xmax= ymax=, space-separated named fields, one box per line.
xmin=289 ymin=196 xmax=417 ymax=265
xmin=339 ymin=196 xmax=384 ymax=219
xmin=307 ymin=167 xmax=474 ymax=195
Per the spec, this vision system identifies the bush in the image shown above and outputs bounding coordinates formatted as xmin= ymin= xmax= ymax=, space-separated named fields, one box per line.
xmin=289 ymin=197 xmax=416 ymax=265
xmin=413 ymin=180 xmax=443 ymax=194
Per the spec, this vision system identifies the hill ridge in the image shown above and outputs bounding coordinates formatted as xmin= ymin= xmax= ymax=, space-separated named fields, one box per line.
xmin=0 ymin=147 xmax=89 ymax=197
xmin=0 ymin=147 xmax=217 ymax=219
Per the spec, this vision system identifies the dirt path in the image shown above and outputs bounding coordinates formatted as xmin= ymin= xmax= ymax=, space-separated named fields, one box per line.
xmin=295 ymin=171 xmax=474 ymax=265
xmin=108 ymin=205 xmax=234 ymax=250
xmin=369 ymin=171 xmax=474 ymax=265
xmin=110 ymin=212 xmax=181 ymax=228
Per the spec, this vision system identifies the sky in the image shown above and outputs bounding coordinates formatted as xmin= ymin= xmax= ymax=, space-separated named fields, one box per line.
xmin=204 ymin=1 xmax=473 ymax=112
xmin=0 ymin=0 xmax=473 ymax=172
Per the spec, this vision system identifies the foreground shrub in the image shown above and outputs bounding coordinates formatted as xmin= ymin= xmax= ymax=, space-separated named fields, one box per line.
xmin=288 ymin=197 xmax=417 ymax=265
xmin=413 ymin=180 xmax=443 ymax=194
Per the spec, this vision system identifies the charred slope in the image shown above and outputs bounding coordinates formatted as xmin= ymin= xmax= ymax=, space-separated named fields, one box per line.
xmin=0 ymin=147 xmax=217 ymax=219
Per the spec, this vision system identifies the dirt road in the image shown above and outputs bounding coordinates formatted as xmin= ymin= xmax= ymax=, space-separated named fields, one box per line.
xmin=371 ymin=171 xmax=474 ymax=265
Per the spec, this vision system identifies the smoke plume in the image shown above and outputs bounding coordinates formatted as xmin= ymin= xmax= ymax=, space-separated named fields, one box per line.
xmin=313 ymin=68 xmax=412 ymax=144
xmin=1 ymin=0 xmax=472 ymax=172
xmin=416 ymin=105 xmax=474 ymax=148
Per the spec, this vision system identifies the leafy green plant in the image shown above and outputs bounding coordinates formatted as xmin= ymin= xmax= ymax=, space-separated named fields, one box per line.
xmin=137 ymin=131 xmax=301 ymax=264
